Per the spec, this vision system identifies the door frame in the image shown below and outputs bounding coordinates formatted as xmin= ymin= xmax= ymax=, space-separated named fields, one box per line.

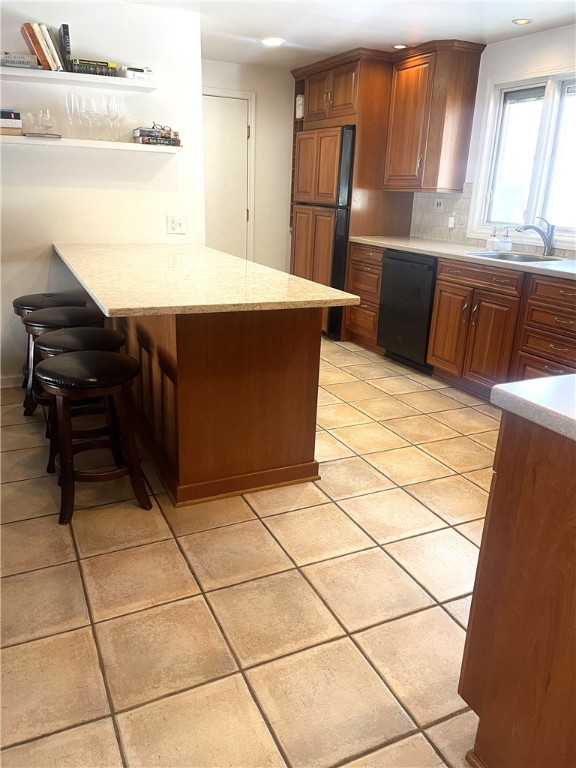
xmin=202 ymin=87 xmax=256 ymax=261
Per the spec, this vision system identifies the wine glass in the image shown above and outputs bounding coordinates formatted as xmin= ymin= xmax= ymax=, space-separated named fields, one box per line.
xmin=102 ymin=95 xmax=119 ymax=141
xmin=111 ymin=100 xmax=126 ymax=142
xmin=27 ymin=109 xmax=53 ymax=134
xmin=65 ymin=94 xmax=79 ymax=138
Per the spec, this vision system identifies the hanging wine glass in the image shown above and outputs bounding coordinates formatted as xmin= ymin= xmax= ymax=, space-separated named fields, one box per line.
xmin=102 ymin=95 xmax=119 ymax=141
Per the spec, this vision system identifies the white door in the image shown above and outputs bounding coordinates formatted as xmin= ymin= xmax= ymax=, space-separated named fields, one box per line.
xmin=203 ymin=94 xmax=249 ymax=259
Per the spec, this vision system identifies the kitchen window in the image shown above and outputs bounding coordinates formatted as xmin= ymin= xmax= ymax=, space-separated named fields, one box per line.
xmin=469 ymin=73 xmax=576 ymax=247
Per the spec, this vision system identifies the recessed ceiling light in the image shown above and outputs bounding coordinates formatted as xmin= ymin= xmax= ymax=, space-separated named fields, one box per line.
xmin=512 ymin=18 xmax=533 ymax=25
xmin=393 ymin=44 xmax=407 ymax=49
xmin=260 ymin=37 xmax=286 ymax=47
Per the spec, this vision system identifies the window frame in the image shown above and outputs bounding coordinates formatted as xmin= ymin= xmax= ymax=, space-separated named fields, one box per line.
xmin=467 ymin=64 xmax=576 ymax=251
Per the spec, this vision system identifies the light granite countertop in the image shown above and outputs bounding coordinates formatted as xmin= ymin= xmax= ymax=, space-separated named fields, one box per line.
xmin=53 ymin=243 xmax=360 ymax=317
xmin=491 ymin=375 xmax=576 ymax=441
xmin=349 ymin=236 xmax=576 ymax=280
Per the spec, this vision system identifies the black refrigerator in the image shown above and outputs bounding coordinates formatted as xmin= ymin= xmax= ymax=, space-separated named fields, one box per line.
xmin=291 ymin=125 xmax=355 ymax=339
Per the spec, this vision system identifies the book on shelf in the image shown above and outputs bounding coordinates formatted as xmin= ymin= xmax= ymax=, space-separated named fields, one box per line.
xmin=71 ymin=58 xmax=117 ymax=76
xmin=44 ymin=25 xmax=65 ymax=70
xmin=118 ymin=65 xmax=153 ymax=80
xmin=134 ymin=136 xmax=181 ymax=146
xmin=40 ymin=24 xmax=63 ymax=70
xmin=58 ymin=24 xmax=72 ymax=72
xmin=0 ymin=118 xmax=23 ymax=128
xmin=21 ymin=23 xmax=51 ymax=70
xmin=31 ymin=22 xmax=58 ymax=70
xmin=0 ymin=127 xmax=23 ymax=135
xmin=1 ymin=110 xmax=21 ymax=119
xmin=1 ymin=52 xmax=40 ymax=68
xmin=134 ymin=127 xmax=179 ymax=138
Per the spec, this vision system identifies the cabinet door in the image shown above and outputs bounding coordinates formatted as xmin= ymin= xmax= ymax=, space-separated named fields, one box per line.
xmin=290 ymin=205 xmax=314 ymax=280
xmin=463 ymin=291 xmax=519 ymax=387
xmin=311 ymin=207 xmax=336 ymax=286
xmin=305 ymin=70 xmax=330 ymax=122
xmin=293 ymin=131 xmax=318 ymax=203
xmin=315 ymin=128 xmax=341 ymax=205
xmin=427 ymin=280 xmax=472 ymax=375
xmin=329 ymin=61 xmax=358 ymax=117
xmin=382 ymin=54 xmax=435 ymax=189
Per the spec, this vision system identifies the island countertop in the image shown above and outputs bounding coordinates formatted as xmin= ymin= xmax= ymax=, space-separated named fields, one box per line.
xmin=53 ymin=243 xmax=360 ymax=317
xmin=491 ymin=374 xmax=576 ymax=441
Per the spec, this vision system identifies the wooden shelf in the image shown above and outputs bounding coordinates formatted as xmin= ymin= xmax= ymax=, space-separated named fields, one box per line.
xmin=0 ymin=67 xmax=158 ymax=92
xmin=0 ymin=135 xmax=179 ymax=153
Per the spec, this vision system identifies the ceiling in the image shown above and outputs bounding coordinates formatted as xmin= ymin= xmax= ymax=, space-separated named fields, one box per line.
xmin=140 ymin=1 xmax=576 ymax=69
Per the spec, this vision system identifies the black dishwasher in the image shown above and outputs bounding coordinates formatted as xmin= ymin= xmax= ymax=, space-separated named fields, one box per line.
xmin=377 ymin=249 xmax=437 ymax=372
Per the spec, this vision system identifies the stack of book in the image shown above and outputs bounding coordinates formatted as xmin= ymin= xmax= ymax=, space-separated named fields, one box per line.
xmin=20 ymin=22 xmax=71 ymax=72
xmin=133 ymin=127 xmax=181 ymax=146
xmin=71 ymin=59 xmax=116 ymax=76
xmin=1 ymin=109 xmax=23 ymax=136
xmin=118 ymin=65 xmax=154 ymax=80
xmin=1 ymin=52 xmax=41 ymax=69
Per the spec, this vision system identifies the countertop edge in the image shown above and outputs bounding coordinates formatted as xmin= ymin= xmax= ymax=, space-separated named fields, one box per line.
xmin=349 ymin=236 xmax=576 ymax=280
xmin=491 ymin=375 xmax=576 ymax=441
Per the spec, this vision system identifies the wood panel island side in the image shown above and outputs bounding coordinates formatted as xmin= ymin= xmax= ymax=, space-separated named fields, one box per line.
xmin=53 ymin=244 xmax=359 ymax=505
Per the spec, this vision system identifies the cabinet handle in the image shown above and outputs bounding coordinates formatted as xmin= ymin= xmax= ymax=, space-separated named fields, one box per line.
xmin=446 ymin=268 xmax=461 ymax=275
xmin=492 ymin=278 xmax=511 ymax=285
xmin=471 ymin=303 xmax=479 ymax=324
xmin=461 ymin=301 xmax=469 ymax=323
xmin=544 ymin=365 xmax=566 ymax=375
xmin=359 ymin=304 xmax=368 ymax=309
xmin=361 ymin=266 xmax=372 ymax=272
xmin=559 ymin=290 xmax=576 ymax=297
xmin=554 ymin=316 xmax=575 ymax=326
xmin=417 ymin=154 xmax=423 ymax=173
xmin=327 ymin=90 xmax=333 ymax=105
xmin=549 ymin=343 xmax=569 ymax=352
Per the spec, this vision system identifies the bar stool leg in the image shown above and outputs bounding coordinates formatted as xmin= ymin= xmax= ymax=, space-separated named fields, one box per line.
xmin=112 ymin=391 xmax=152 ymax=510
xmin=56 ymin=395 xmax=76 ymax=525
xmin=104 ymin=396 xmax=125 ymax=468
xmin=46 ymin=395 xmax=58 ymax=474
xmin=23 ymin=332 xmax=38 ymax=416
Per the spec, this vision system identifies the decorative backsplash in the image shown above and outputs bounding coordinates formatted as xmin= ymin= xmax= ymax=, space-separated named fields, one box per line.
xmin=410 ymin=183 xmax=574 ymax=258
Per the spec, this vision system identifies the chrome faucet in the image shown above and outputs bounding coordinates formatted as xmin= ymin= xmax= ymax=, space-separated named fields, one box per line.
xmin=516 ymin=217 xmax=556 ymax=258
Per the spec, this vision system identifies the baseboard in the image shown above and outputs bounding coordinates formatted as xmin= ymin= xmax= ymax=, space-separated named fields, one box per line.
xmin=1 ymin=374 xmax=23 ymax=389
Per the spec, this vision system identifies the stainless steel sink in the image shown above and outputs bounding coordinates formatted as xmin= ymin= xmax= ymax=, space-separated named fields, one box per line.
xmin=466 ymin=251 xmax=563 ymax=263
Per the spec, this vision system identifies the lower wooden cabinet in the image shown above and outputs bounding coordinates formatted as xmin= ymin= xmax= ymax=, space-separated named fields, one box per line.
xmin=343 ymin=244 xmax=383 ymax=347
xmin=427 ymin=282 xmax=519 ymax=388
xmin=510 ymin=273 xmax=576 ymax=381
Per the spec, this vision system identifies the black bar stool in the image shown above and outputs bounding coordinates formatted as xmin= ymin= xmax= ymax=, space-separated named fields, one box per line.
xmin=35 ymin=327 xmax=127 ymax=473
xmin=35 ymin=350 xmax=152 ymax=525
xmin=12 ymin=291 xmax=89 ymax=387
xmin=21 ymin=305 xmax=105 ymax=416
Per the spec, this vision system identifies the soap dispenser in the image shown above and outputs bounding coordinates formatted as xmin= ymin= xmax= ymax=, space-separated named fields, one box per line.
xmin=487 ymin=228 xmax=499 ymax=251
xmin=498 ymin=227 xmax=512 ymax=252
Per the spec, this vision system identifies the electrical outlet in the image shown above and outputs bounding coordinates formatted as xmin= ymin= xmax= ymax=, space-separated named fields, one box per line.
xmin=434 ymin=199 xmax=444 ymax=211
xmin=166 ymin=215 xmax=187 ymax=234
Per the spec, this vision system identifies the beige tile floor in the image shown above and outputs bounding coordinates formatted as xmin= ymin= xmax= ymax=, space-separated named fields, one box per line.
xmin=0 ymin=338 xmax=496 ymax=767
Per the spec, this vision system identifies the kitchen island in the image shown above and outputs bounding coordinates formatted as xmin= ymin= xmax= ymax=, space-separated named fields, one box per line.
xmin=459 ymin=374 xmax=576 ymax=768
xmin=53 ymin=243 xmax=359 ymax=505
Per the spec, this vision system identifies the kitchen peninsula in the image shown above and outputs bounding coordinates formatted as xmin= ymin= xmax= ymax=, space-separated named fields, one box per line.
xmin=53 ymin=243 xmax=360 ymax=505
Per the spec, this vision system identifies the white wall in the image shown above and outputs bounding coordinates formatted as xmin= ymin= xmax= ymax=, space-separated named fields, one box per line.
xmin=466 ymin=24 xmax=576 ymax=182
xmin=202 ymin=60 xmax=294 ymax=272
xmin=1 ymin=1 xmax=205 ymax=385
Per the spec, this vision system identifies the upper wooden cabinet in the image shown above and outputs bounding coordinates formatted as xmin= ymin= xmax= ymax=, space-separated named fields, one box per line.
xmin=382 ymin=41 xmax=485 ymax=192
xmin=303 ymin=61 xmax=359 ymax=124
xmin=293 ymin=128 xmax=342 ymax=205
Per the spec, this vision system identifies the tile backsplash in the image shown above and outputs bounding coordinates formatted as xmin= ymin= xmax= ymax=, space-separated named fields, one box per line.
xmin=410 ymin=183 xmax=574 ymax=259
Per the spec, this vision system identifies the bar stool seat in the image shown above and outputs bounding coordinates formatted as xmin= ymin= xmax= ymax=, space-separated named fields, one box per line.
xmin=35 ymin=327 xmax=125 ymax=356
xmin=12 ymin=291 xmax=88 ymax=317
xmin=21 ymin=305 xmax=105 ymax=416
xmin=35 ymin=351 xmax=152 ymax=525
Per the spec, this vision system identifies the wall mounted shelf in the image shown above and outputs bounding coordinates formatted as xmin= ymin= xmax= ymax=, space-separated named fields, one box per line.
xmin=0 ymin=135 xmax=179 ymax=153
xmin=0 ymin=67 xmax=158 ymax=92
